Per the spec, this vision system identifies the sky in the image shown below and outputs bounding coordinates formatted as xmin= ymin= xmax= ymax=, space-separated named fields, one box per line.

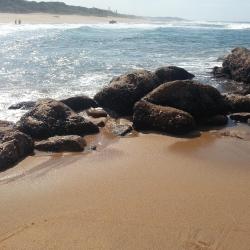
xmin=34 ymin=0 xmax=250 ymax=21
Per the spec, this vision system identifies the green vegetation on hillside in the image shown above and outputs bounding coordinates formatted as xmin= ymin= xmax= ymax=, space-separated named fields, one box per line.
xmin=0 ymin=0 xmax=135 ymax=18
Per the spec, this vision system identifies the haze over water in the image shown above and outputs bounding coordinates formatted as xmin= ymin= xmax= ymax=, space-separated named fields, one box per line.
xmin=1 ymin=20 xmax=250 ymax=121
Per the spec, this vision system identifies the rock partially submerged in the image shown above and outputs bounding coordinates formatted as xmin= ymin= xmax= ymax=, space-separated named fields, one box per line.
xmin=133 ymin=100 xmax=196 ymax=135
xmin=8 ymin=101 xmax=36 ymax=110
xmin=155 ymin=66 xmax=194 ymax=83
xmin=94 ymin=70 xmax=160 ymax=116
xmin=17 ymin=99 xmax=99 ymax=139
xmin=60 ymin=95 xmax=98 ymax=112
xmin=35 ymin=135 xmax=86 ymax=152
xmin=213 ymin=47 xmax=250 ymax=84
xmin=0 ymin=130 xmax=34 ymax=170
xmin=145 ymin=80 xmax=228 ymax=118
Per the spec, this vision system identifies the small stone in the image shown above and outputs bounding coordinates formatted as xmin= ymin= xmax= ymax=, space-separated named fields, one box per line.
xmin=86 ymin=108 xmax=108 ymax=118
xmin=35 ymin=135 xmax=86 ymax=152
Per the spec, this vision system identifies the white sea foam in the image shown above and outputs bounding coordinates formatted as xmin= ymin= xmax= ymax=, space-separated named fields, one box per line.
xmin=0 ymin=20 xmax=250 ymax=36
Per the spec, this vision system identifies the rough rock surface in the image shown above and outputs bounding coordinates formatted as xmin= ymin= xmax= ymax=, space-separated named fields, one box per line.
xmin=8 ymin=101 xmax=36 ymax=110
xmin=60 ymin=95 xmax=98 ymax=112
xmin=16 ymin=99 xmax=99 ymax=139
xmin=105 ymin=119 xmax=133 ymax=136
xmin=0 ymin=121 xmax=15 ymax=132
xmin=155 ymin=66 xmax=194 ymax=83
xmin=0 ymin=130 xmax=34 ymax=170
xmin=133 ymin=100 xmax=196 ymax=135
xmin=213 ymin=47 xmax=250 ymax=84
xmin=223 ymin=94 xmax=250 ymax=112
xmin=145 ymin=80 xmax=228 ymax=118
xmin=94 ymin=70 xmax=160 ymax=116
xmin=35 ymin=135 xmax=86 ymax=152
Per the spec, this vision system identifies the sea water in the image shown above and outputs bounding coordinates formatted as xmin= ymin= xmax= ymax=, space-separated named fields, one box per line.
xmin=0 ymin=20 xmax=250 ymax=122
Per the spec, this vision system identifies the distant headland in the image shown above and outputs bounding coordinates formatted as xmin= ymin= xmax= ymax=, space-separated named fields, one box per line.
xmin=0 ymin=0 xmax=135 ymax=18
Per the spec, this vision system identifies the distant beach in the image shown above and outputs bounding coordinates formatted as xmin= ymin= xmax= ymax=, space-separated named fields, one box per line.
xmin=0 ymin=13 xmax=144 ymax=24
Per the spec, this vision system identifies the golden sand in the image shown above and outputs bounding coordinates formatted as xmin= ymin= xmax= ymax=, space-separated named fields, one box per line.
xmin=0 ymin=131 xmax=250 ymax=249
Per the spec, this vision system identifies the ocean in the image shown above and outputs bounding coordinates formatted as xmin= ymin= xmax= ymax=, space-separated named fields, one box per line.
xmin=0 ymin=20 xmax=250 ymax=122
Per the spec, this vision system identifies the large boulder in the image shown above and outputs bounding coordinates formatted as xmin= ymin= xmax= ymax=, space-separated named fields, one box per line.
xmin=133 ymin=100 xmax=196 ymax=135
xmin=145 ymin=80 xmax=228 ymax=118
xmin=155 ymin=66 xmax=194 ymax=83
xmin=223 ymin=94 xmax=250 ymax=112
xmin=213 ymin=47 xmax=250 ymax=84
xmin=0 ymin=130 xmax=34 ymax=171
xmin=60 ymin=95 xmax=98 ymax=112
xmin=94 ymin=70 xmax=161 ymax=116
xmin=35 ymin=135 xmax=86 ymax=152
xmin=16 ymin=99 xmax=99 ymax=139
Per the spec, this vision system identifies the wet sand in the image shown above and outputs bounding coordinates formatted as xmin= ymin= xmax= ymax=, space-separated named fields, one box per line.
xmin=0 ymin=13 xmax=143 ymax=24
xmin=0 ymin=130 xmax=250 ymax=249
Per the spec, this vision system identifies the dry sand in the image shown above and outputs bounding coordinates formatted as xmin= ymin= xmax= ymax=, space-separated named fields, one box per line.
xmin=0 ymin=13 xmax=144 ymax=24
xmin=0 ymin=130 xmax=250 ymax=249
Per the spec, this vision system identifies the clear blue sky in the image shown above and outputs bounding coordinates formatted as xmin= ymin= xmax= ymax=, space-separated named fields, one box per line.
xmin=35 ymin=0 xmax=250 ymax=21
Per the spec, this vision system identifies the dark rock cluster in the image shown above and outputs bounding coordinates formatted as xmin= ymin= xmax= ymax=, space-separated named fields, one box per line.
xmin=2 ymin=59 xmax=250 ymax=171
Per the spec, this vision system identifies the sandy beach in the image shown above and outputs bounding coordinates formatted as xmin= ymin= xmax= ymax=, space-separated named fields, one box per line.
xmin=0 ymin=13 xmax=143 ymax=24
xmin=0 ymin=128 xmax=250 ymax=249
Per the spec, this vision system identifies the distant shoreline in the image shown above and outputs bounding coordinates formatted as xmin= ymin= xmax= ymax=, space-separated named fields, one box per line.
xmin=0 ymin=13 xmax=145 ymax=24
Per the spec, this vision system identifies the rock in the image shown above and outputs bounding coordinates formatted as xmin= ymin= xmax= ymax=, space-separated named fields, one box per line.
xmin=199 ymin=115 xmax=228 ymax=126
xmin=35 ymin=135 xmax=86 ymax=152
xmin=16 ymin=99 xmax=99 ymax=139
xmin=94 ymin=70 xmax=160 ymax=116
xmin=86 ymin=108 xmax=108 ymax=118
xmin=223 ymin=94 xmax=250 ymax=112
xmin=233 ymin=86 xmax=250 ymax=96
xmin=212 ymin=66 xmax=227 ymax=78
xmin=213 ymin=47 xmax=250 ymax=84
xmin=0 ymin=130 xmax=34 ymax=170
xmin=111 ymin=124 xmax=133 ymax=136
xmin=8 ymin=101 xmax=36 ymax=110
xmin=87 ymin=117 xmax=107 ymax=127
xmin=105 ymin=119 xmax=133 ymax=136
xmin=230 ymin=113 xmax=250 ymax=123
xmin=145 ymin=80 xmax=228 ymax=118
xmin=133 ymin=100 xmax=196 ymax=135
xmin=61 ymin=95 xmax=98 ymax=112
xmin=0 ymin=120 xmax=15 ymax=132
xmin=155 ymin=66 xmax=194 ymax=83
